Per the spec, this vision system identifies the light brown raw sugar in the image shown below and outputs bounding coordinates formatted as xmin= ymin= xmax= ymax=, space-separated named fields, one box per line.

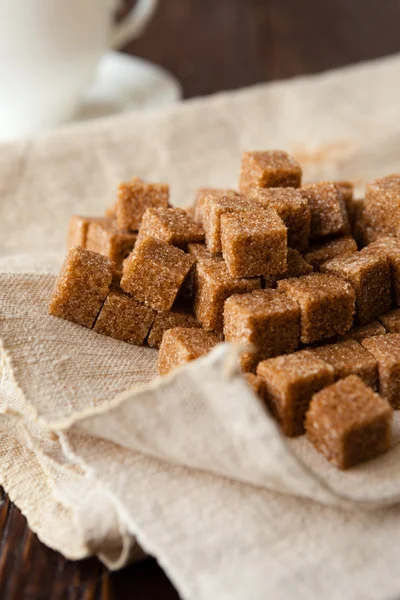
xmin=310 ymin=339 xmax=378 ymax=390
xmin=239 ymin=150 xmax=302 ymax=193
xmin=224 ymin=289 xmax=300 ymax=371
xmin=86 ymin=220 xmax=137 ymax=269
xmin=304 ymin=236 xmax=357 ymax=270
xmin=194 ymin=188 xmax=238 ymax=225
xmin=367 ymin=236 xmax=400 ymax=305
xmin=48 ymin=246 xmax=113 ymax=328
xmin=120 ymin=237 xmax=195 ymax=312
xmin=157 ymin=327 xmax=220 ymax=376
xmin=306 ymin=375 xmax=392 ymax=469
xmin=147 ymin=310 xmax=202 ymax=349
xmin=187 ymin=243 xmax=221 ymax=262
xmin=364 ymin=174 xmax=400 ymax=236
xmin=136 ymin=207 xmax=204 ymax=250
xmin=362 ymin=333 xmax=400 ymax=408
xmin=67 ymin=215 xmax=104 ymax=249
xmin=322 ymin=248 xmax=392 ymax=324
xmin=247 ymin=187 xmax=310 ymax=251
xmin=379 ymin=309 xmax=400 ymax=333
xmin=300 ymin=181 xmax=349 ymax=239
xmin=93 ymin=290 xmax=156 ymax=345
xmin=116 ymin=177 xmax=169 ymax=231
xmin=104 ymin=203 xmax=117 ymax=220
xmin=220 ymin=208 xmax=287 ymax=278
xmin=202 ymin=194 xmax=257 ymax=253
xmin=194 ymin=259 xmax=260 ymax=333
xmin=340 ymin=320 xmax=386 ymax=342
xmin=257 ymin=350 xmax=334 ymax=437
xmin=243 ymin=373 xmax=265 ymax=400
xmin=278 ymin=273 xmax=355 ymax=344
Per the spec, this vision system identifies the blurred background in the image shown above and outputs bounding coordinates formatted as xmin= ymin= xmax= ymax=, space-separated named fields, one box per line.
xmin=2 ymin=1 xmax=400 ymax=599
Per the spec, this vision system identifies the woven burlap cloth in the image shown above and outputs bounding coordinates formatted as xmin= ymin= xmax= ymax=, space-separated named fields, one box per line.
xmin=2 ymin=54 xmax=400 ymax=599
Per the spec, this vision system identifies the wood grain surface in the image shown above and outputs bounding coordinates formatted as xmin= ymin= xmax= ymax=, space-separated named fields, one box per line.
xmin=3 ymin=1 xmax=400 ymax=598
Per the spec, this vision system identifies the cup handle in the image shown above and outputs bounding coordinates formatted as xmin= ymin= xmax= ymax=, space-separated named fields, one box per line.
xmin=110 ymin=0 xmax=158 ymax=50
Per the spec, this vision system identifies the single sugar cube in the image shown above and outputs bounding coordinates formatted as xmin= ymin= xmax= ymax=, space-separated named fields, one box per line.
xmin=116 ymin=177 xmax=169 ymax=231
xmin=247 ymin=187 xmax=310 ymax=251
xmin=300 ymin=181 xmax=349 ymax=239
xmin=194 ymin=188 xmax=238 ymax=225
xmin=220 ymin=208 xmax=287 ymax=278
xmin=49 ymin=246 xmax=113 ymax=328
xmin=147 ymin=310 xmax=202 ymax=349
xmin=379 ymin=309 xmax=400 ymax=333
xmin=136 ymin=207 xmax=204 ymax=250
xmin=243 ymin=373 xmax=265 ymax=400
xmin=121 ymin=237 xmax=195 ymax=311
xmin=157 ymin=327 xmax=220 ymax=376
xmin=339 ymin=320 xmax=386 ymax=342
xmin=202 ymin=194 xmax=257 ymax=253
xmin=67 ymin=216 xmax=104 ymax=249
xmin=239 ymin=150 xmax=302 ymax=193
xmin=321 ymin=248 xmax=392 ymax=324
xmin=278 ymin=273 xmax=355 ymax=344
xmin=362 ymin=333 xmax=400 ymax=407
xmin=367 ymin=236 xmax=400 ymax=305
xmin=93 ymin=290 xmax=155 ymax=345
xmin=263 ymin=248 xmax=313 ymax=288
xmin=224 ymin=289 xmax=300 ymax=371
xmin=306 ymin=375 xmax=392 ymax=469
xmin=257 ymin=350 xmax=334 ymax=437
xmin=194 ymin=260 xmax=260 ymax=333
xmin=310 ymin=339 xmax=378 ymax=390
xmin=304 ymin=236 xmax=358 ymax=270
xmin=86 ymin=220 xmax=137 ymax=269
xmin=364 ymin=174 xmax=400 ymax=236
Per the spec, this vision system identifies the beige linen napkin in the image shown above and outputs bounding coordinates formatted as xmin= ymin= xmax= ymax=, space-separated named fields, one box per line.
xmin=2 ymin=53 xmax=400 ymax=598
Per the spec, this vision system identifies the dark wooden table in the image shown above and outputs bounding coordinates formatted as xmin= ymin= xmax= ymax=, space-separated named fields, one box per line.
xmin=3 ymin=1 xmax=400 ymax=598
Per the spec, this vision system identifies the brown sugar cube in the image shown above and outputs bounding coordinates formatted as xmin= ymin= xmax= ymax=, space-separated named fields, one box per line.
xmin=379 ymin=309 xmax=400 ymax=333
xmin=224 ymin=289 xmax=300 ymax=371
xmin=300 ymin=181 xmax=349 ymax=239
xmin=157 ymin=327 xmax=220 ymax=376
xmin=121 ymin=237 xmax=195 ymax=311
xmin=116 ymin=177 xmax=169 ymax=231
xmin=247 ymin=187 xmax=310 ymax=252
xmin=194 ymin=260 xmax=260 ymax=333
xmin=367 ymin=237 xmax=400 ymax=305
xmin=67 ymin=216 xmax=104 ymax=249
xmin=321 ymin=248 xmax=392 ymax=324
xmin=136 ymin=207 xmax=204 ymax=250
xmin=86 ymin=220 xmax=137 ymax=269
xmin=93 ymin=290 xmax=155 ymax=345
xmin=187 ymin=243 xmax=221 ymax=262
xmin=243 ymin=373 xmax=265 ymax=400
xmin=202 ymin=194 xmax=257 ymax=253
xmin=364 ymin=174 xmax=400 ymax=236
xmin=147 ymin=310 xmax=201 ymax=349
xmin=304 ymin=236 xmax=357 ymax=270
xmin=278 ymin=273 xmax=355 ymax=344
xmin=340 ymin=320 xmax=386 ymax=342
xmin=310 ymin=339 xmax=378 ymax=390
xmin=306 ymin=375 xmax=392 ymax=469
xmin=49 ymin=246 xmax=113 ymax=328
xmin=104 ymin=203 xmax=117 ymax=220
xmin=263 ymin=248 xmax=313 ymax=288
xmin=362 ymin=334 xmax=400 ymax=408
xmin=194 ymin=188 xmax=238 ymax=225
xmin=220 ymin=208 xmax=287 ymax=278
xmin=257 ymin=350 xmax=334 ymax=437
xmin=239 ymin=150 xmax=302 ymax=193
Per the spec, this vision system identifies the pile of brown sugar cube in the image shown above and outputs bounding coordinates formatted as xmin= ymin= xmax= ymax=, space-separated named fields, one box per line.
xmin=49 ymin=150 xmax=400 ymax=470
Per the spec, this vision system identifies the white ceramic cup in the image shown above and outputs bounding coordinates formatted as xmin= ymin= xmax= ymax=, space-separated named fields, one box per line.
xmin=0 ymin=0 xmax=158 ymax=140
